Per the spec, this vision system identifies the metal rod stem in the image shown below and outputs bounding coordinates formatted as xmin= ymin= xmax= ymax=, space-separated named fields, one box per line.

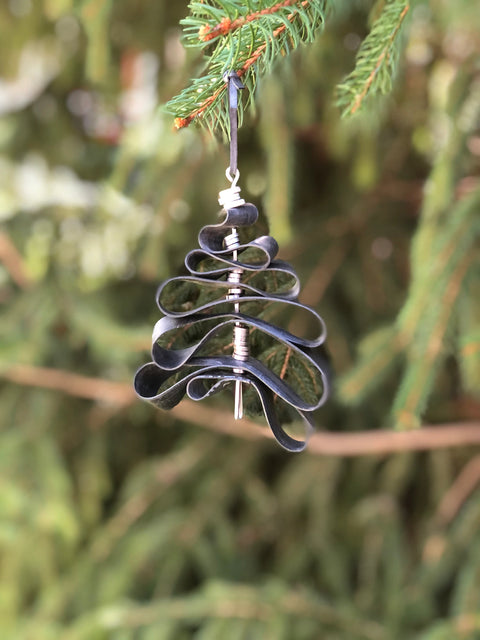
xmin=232 ymin=247 xmax=243 ymax=420
xmin=225 ymin=72 xmax=246 ymax=420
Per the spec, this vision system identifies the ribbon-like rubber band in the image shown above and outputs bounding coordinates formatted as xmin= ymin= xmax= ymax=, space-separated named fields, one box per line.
xmin=134 ymin=202 xmax=331 ymax=452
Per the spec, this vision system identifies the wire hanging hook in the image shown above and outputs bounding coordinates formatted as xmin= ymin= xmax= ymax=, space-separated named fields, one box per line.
xmin=225 ymin=167 xmax=240 ymax=187
xmin=224 ymin=71 xmax=245 ymax=178
xmin=219 ymin=72 xmax=245 ymax=210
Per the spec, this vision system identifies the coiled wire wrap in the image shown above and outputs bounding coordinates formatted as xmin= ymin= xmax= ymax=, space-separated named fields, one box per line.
xmin=134 ymin=202 xmax=331 ymax=452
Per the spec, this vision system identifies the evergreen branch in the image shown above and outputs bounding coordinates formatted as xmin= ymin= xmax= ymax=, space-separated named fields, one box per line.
xmin=336 ymin=0 xmax=410 ymax=117
xmin=393 ymin=250 xmax=476 ymax=430
xmin=83 ymin=584 xmax=385 ymax=638
xmin=338 ymin=326 xmax=402 ymax=405
xmin=3 ymin=364 xmax=480 ymax=457
xmin=166 ymin=0 xmax=330 ymax=132
xmin=392 ymin=185 xmax=480 ymax=428
xmin=197 ymin=0 xmax=312 ymax=42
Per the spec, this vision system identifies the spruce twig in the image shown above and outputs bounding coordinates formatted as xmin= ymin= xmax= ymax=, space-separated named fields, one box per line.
xmin=394 ymin=249 xmax=477 ymax=430
xmin=336 ymin=0 xmax=410 ymax=116
xmin=165 ymin=0 xmax=330 ymax=132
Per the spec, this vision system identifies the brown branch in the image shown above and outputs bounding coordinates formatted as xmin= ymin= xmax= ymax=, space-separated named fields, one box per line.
xmin=2 ymin=363 xmax=480 ymax=457
xmin=279 ymin=346 xmax=292 ymax=380
xmin=174 ymin=84 xmax=226 ymax=129
xmin=2 ymin=364 xmax=136 ymax=406
xmin=435 ymin=454 xmax=480 ymax=525
xmin=199 ymin=0 xmax=310 ymax=42
xmin=0 ymin=232 xmax=32 ymax=289
xmin=300 ymin=242 xmax=349 ymax=307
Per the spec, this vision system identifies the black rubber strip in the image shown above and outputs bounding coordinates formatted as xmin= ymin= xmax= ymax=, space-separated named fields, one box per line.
xmin=134 ymin=202 xmax=331 ymax=452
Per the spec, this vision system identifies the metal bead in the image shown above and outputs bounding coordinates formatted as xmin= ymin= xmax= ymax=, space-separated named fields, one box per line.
xmin=233 ymin=325 xmax=249 ymax=361
xmin=224 ymin=229 xmax=241 ymax=250
xmin=218 ymin=185 xmax=245 ymax=210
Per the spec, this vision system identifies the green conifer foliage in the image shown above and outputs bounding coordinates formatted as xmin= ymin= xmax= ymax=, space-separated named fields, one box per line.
xmin=1 ymin=1 xmax=480 ymax=638
xmin=336 ymin=0 xmax=410 ymax=116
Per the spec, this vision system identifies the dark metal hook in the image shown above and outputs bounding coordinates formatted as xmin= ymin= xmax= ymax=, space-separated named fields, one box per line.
xmin=225 ymin=71 xmax=245 ymax=177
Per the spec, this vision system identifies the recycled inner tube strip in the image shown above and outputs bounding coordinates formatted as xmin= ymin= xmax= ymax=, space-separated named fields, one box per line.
xmin=134 ymin=203 xmax=331 ymax=452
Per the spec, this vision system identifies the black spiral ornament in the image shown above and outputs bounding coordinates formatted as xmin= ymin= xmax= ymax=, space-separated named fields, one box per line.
xmin=134 ymin=73 xmax=330 ymax=451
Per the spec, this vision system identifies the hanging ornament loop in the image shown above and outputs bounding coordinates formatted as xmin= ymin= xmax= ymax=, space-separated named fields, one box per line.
xmin=225 ymin=167 xmax=240 ymax=186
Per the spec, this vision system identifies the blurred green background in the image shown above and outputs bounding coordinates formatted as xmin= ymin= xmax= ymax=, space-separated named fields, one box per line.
xmin=1 ymin=1 xmax=480 ymax=638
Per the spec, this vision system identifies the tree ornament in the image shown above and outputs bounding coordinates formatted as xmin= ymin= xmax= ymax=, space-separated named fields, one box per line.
xmin=134 ymin=73 xmax=331 ymax=451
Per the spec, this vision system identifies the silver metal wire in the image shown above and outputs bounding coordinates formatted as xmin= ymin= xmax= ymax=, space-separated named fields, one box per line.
xmin=218 ymin=170 xmax=245 ymax=210
xmin=224 ymin=228 xmax=241 ymax=250
xmin=225 ymin=235 xmax=248 ymax=419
